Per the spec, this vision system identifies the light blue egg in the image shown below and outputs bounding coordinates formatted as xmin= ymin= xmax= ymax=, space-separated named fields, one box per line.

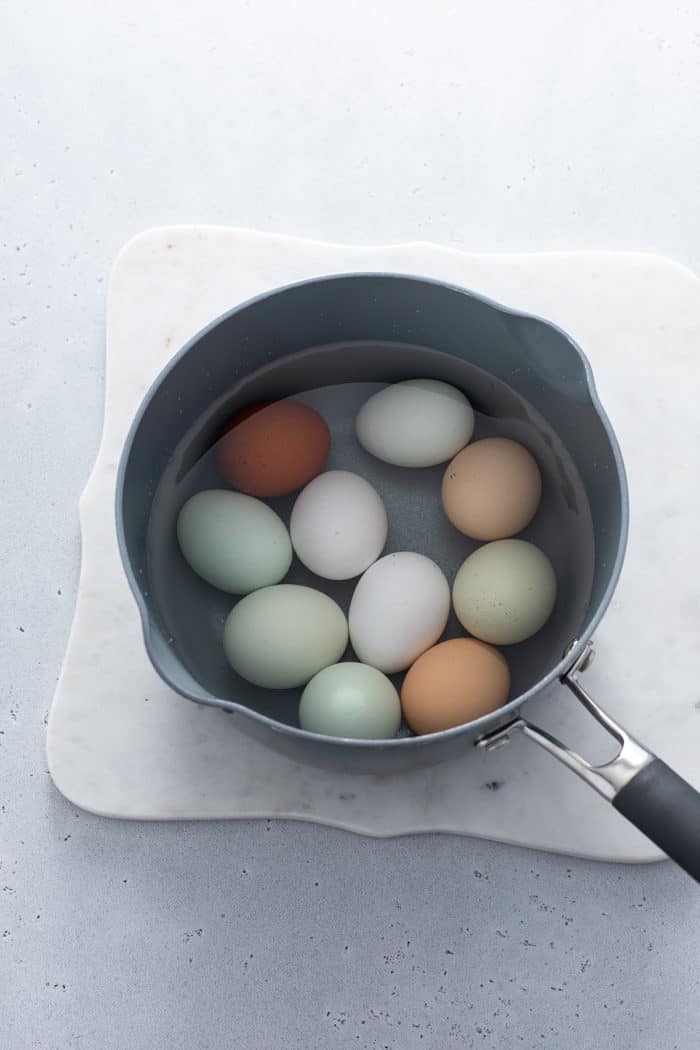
xmin=299 ymin=662 xmax=401 ymax=740
xmin=177 ymin=489 xmax=292 ymax=595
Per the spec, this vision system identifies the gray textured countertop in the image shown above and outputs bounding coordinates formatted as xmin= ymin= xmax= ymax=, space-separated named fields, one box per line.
xmin=3 ymin=3 xmax=700 ymax=1047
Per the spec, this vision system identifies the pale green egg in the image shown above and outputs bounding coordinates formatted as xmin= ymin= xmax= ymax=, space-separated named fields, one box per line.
xmin=177 ymin=489 xmax=292 ymax=595
xmin=299 ymin=662 xmax=401 ymax=740
xmin=453 ymin=539 xmax=556 ymax=645
xmin=223 ymin=584 xmax=348 ymax=689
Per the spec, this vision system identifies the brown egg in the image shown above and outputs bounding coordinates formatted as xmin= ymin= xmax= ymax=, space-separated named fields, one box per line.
xmin=401 ymin=637 xmax=510 ymax=735
xmin=441 ymin=437 xmax=542 ymax=540
xmin=216 ymin=400 xmax=331 ymax=497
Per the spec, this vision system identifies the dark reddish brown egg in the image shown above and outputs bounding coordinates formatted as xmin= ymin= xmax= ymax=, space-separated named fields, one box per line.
xmin=216 ymin=400 xmax=331 ymax=497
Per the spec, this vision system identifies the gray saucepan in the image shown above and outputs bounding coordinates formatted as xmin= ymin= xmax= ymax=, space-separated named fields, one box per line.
xmin=116 ymin=274 xmax=700 ymax=882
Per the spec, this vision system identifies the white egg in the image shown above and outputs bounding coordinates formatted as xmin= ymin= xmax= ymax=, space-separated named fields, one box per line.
xmin=348 ymin=552 xmax=451 ymax=673
xmin=290 ymin=470 xmax=388 ymax=580
xmin=355 ymin=379 xmax=474 ymax=467
xmin=177 ymin=489 xmax=292 ymax=595
xmin=452 ymin=539 xmax=557 ymax=645
xmin=299 ymin=662 xmax=401 ymax=740
xmin=223 ymin=584 xmax=348 ymax=689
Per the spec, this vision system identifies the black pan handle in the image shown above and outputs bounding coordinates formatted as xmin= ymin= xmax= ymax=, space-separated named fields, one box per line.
xmin=613 ymin=759 xmax=700 ymax=882
xmin=477 ymin=642 xmax=700 ymax=884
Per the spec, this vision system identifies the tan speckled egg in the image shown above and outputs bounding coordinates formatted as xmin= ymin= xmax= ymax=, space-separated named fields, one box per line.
xmin=442 ymin=437 xmax=542 ymax=540
xmin=401 ymin=638 xmax=510 ymax=735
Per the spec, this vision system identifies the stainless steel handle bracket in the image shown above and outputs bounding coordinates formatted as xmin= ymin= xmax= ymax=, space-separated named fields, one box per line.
xmin=475 ymin=641 xmax=655 ymax=801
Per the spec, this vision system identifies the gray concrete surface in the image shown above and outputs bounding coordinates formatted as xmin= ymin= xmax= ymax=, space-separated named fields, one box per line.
xmin=3 ymin=2 xmax=700 ymax=1047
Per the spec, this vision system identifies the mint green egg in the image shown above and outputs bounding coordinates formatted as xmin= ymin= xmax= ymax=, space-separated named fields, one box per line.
xmin=177 ymin=489 xmax=292 ymax=595
xmin=223 ymin=585 xmax=348 ymax=689
xmin=299 ymin=662 xmax=401 ymax=740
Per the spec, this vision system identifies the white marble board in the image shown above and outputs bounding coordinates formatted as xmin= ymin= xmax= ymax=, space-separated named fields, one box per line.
xmin=46 ymin=228 xmax=700 ymax=862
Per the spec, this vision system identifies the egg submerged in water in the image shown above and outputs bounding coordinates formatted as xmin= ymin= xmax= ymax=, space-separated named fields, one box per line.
xmin=176 ymin=489 xmax=292 ymax=594
xmin=216 ymin=399 xmax=331 ymax=497
xmin=290 ymin=470 xmax=388 ymax=580
xmin=401 ymin=638 xmax=510 ymax=735
xmin=348 ymin=552 xmax=451 ymax=673
xmin=223 ymin=584 xmax=348 ymax=688
xmin=452 ymin=539 xmax=557 ymax=645
xmin=442 ymin=437 xmax=542 ymax=540
xmin=299 ymin=662 xmax=401 ymax=740
xmin=355 ymin=379 xmax=474 ymax=467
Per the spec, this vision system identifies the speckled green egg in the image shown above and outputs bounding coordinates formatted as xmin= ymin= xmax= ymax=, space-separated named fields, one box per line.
xmin=452 ymin=539 xmax=556 ymax=645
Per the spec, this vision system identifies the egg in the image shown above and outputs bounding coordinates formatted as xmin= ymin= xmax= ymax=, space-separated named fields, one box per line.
xmin=452 ymin=539 xmax=556 ymax=645
xmin=299 ymin=662 xmax=401 ymax=739
xmin=348 ymin=552 xmax=450 ymax=673
xmin=290 ymin=470 xmax=388 ymax=580
xmin=442 ymin=437 xmax=542 ymax=540
xmin=176 ymin=489 xmax=292 ymax=594
xmin=216 ymin=400 xmax=331 ymax=497
xmin=223 ymin=584 xmax=348 ymax=688
xmin=401 ymin=638 xmax=510 ymax=734
xmin=355 ymin=379 xmax=474 ymax=467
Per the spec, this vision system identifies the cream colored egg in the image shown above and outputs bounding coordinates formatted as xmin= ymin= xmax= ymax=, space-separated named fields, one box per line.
xmin=355 ymin=379 xmax=474 ymax=467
